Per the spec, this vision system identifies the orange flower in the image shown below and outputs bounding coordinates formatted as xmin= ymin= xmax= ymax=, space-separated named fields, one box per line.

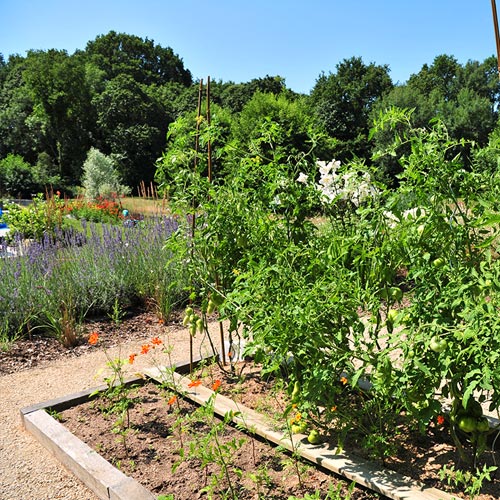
xmin=141 ymin=344 xmax=151 ymax=354
xmin=340 ymin=376 xmax=348 ymax=386
xmin=128 ymin=353 xmax=137 ymax=364
xmin=437 ymin=415 xmax=445 ymax=426
xmin=294 ymin=412 xmax=302 ymax=421
xmin=188 ymin=379 xmax=202 ymax=388
xmin=88 ymin=332 xmax=99 ymax=345
xmin=331 ymin=406 xmax=337 ymax=412
xmin=151 ymin=337 xmax=162 ymax=346
xmin=212 ymin=379 xmax=221 ymax=391
xmin=167 ymin=395 xmax=177 ymax=405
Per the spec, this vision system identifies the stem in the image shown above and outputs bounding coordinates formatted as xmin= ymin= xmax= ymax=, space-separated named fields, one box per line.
xmin=212 ymin=428 xmax=237 ymax=499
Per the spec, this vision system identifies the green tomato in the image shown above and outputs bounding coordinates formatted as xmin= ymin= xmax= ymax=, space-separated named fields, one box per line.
xmin=386 ymin=309 xmax=398 ymax=324
xmin=457 ymin=415 xmax=477 ymax=433
xmin=389 ymin=287 xmax=403 ymax=302
xmin=429 ymin=336 xmax=447 ymax=353
xmin=291 ymin=421 xmax=308 ymax=434
xmin=307 ymin=429 xmax=322 ymax=445
xmin=196 ymin=318 xmax=204 ymax=334
xmin=476 ymin=417 xmax=489 ymax=433
xmin=432 ymin=257 xmax=445 ymax=268
xmin=290 ymin=381 xmax=300 ymax=402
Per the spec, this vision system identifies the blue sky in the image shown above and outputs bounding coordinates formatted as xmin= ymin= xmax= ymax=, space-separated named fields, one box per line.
xmin=0 ymin=0 xmax=497 ymax=94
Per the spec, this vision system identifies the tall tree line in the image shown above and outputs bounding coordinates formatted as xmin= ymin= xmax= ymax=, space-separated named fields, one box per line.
xmin=0 ymin=30 xmax=499 ymax=197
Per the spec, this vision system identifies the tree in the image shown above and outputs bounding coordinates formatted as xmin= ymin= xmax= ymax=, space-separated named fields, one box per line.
xmin=21 ymin=49 xmax=95 ymax=183
xmin=0 ymin=154 xmax=37 ymax=198
xmin=309 ymin=57 xmax=393 ymax=160
xmin=378 ymin=55 xmax=498 ymax=140
xmin=0 ymin=55 xmax=43 ymax=163
xmin=81 ymin=148 xmax=130 ymax=200
xmin=85 ymin=31 xmax=192 ymax=86
xmin=93 ymin=74 xmax=169 ymax=188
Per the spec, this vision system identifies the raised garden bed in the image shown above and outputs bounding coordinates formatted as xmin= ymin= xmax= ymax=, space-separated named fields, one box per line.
xmin=20 ymin=356 xmax=487 ymax=500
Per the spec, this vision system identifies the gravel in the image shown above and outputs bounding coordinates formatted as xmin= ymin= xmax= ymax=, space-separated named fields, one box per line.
xmin=0 ymin=315 xmax=226 ymax=500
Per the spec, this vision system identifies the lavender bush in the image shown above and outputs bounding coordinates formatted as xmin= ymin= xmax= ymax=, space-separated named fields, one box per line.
xmin=0 ymin=217 xmax=188 ymax=346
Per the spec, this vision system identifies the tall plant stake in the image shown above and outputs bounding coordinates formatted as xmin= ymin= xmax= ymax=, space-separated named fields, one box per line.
xmin=205 ymin=76 xmax=227 ymax=365
xmin=189 ymin=79 xmax=204 ymax=373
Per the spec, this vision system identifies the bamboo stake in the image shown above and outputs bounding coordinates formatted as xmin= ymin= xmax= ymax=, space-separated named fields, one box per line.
xmin=206 ymin=76 xmax=213 ymax=183
xmin=189 ymin=79 xmax=204 ymax=374
xmin=492 ymin=0 xmax=500 ymax=79
xmin=205 ymin=77 xmax=227 ymax=365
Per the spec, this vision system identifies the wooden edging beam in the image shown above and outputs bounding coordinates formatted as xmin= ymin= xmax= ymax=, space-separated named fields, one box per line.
xmin=19 ymin=358 xmax=206 ymax=500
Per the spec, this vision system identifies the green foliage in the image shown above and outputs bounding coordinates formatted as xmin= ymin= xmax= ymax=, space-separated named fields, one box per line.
xmin=3 ymin=194 xmax=64 ymax=241
xmin=85 ymin=31 xmax=192 ymax=87
xmin=0 ymin=154 xmax=37 ymax=197
xmin=92 ymin=74 xmax=169 ymax=187
xmin=81 ymin=147 xmax=130 ymax=200
xmin=161 ymin=102 xmax=500 ymax=498
xmin=309 ymin=56 xmax=393 ymax=160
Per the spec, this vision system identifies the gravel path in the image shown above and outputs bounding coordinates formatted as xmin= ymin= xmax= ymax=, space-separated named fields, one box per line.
xmin=0 ymin=322 xmax=226 ymax=500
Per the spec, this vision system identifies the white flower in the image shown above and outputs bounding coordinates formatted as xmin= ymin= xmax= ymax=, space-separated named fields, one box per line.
xmin=297 ymin=172 xmax=309 ymax=184
xmin=319 ymin=173 xmax=335 ymax=187
xmin=317 ymin=159 xmax=341 ymax=176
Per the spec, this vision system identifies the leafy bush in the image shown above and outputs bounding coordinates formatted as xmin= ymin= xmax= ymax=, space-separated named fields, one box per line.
xmin=3 ymin=194 xmax=65 ymax=241
xmin=81 ymin=148 xmax=130 ymax=200
xmin=0 ymin=154 xmax=37 ymax=198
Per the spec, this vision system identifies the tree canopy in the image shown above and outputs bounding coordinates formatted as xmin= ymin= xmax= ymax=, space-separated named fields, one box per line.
xmin=0 ymin=31 xmax=498 ymax=197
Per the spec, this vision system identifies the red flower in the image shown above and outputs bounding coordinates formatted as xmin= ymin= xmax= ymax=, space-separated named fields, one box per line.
xmin=167 ymin=395 xmax=177 ymax=405
xmin=437 ymin=415 xmax=445 ymax=426
xmin=88 ymin=332 xmax=99 ymax=345
xmin=141 ymin=344 xmax=151 ymax=354
xmin=151 ymin=337 xmax=162 ymax=346
xmin=129 ymin=353 xmax=137 ymax=364
xmin=188 ymin=379 xmax=202 ymax=388
xmin=212 ymin=379 xmax=221 ymax=391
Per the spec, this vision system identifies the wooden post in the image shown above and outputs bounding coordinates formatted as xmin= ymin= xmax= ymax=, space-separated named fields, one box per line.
xmin=491 ymin=0 xmax=500 ymax=79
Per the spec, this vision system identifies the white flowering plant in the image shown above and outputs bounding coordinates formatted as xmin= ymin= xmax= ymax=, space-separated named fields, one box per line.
xmin=297 ymin=158 xmax=380 ymax=223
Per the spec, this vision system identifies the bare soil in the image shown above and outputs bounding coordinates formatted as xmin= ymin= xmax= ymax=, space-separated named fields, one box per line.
xmin=61 ymin=380 xmax=379 ymax=499
xmin=59 ymin=358 xmax=500 ymax=500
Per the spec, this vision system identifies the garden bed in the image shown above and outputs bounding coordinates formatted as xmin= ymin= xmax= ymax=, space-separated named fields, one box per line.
xmin=21 ymin=358 xmax=500 ymax=500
